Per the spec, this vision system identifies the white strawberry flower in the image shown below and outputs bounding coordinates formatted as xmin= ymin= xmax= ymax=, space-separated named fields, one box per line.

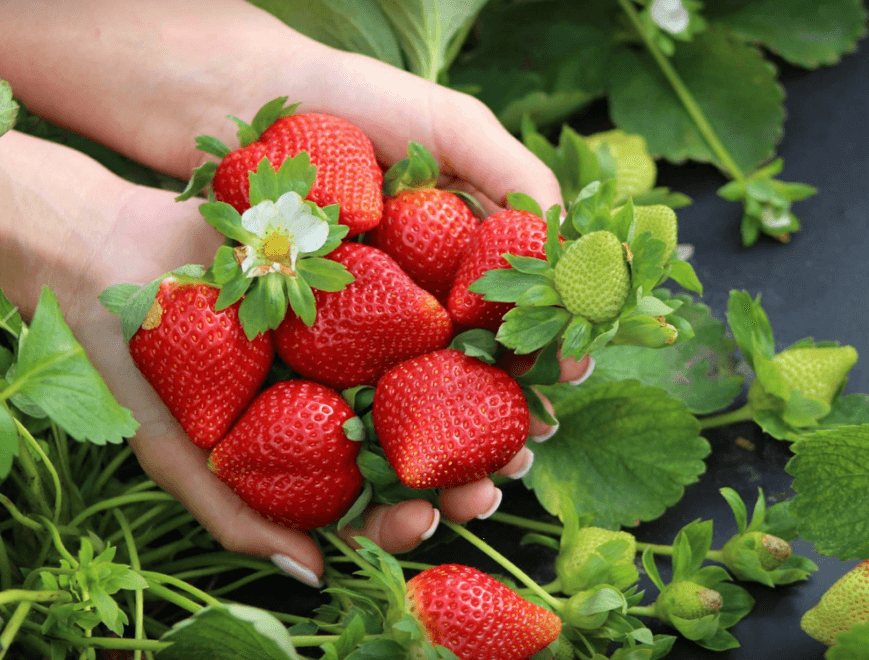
xmin=650 ymin=0 xmax=690 ymax=34
xmin=236 ymin=192 xmax=329 ymax=277
xmin=760 ymin=205 xmax=792 ymax=230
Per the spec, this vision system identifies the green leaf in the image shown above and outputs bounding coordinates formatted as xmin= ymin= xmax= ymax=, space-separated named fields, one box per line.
xmin=284 ymin=275 xmax=317 ymax=328
xmin=559 ymin=315 xmax=593 ymax=361
xmin=296 ymin=257 xmax=354 ymax=292
xmin=250 ymin=97 xmax=296 ymax=137
xmin=97 ymin=283 xmax=142 ymax=316
xmin=12 ymin=288 xmax=139 ymax=444
xmin=199 ymin=202 xmax=258 ymax=244
xmin=376 ymin=0 xmax=489 ymax=81
xmin=706 ymin=0 xmax=867 ymax=68
xmin=175 ymin=161 xmax=218 ymax=202
xmin=726 ymin=290 xmax=775 ymax=370
xmin=248 ymin=158 xmax=279 ymax=206
xmin=0 ymin=404 xmax=19 ymax=480
xmin=524 ymin=380 xmax=708 ymax=528
xmin=250 ymin=0 xmax=403 ymax=69
xmin=383 ymin=141 xmax=440 ymax=194
xmin=609 ymin=29 xmax=784 ymax=173
xmin=0 ymin=79 xmax=19 ymax=137
xmin=580 ymin=295 xmax=743 ymax=414
xmin=0 ymin=289 xmax=23 ymax=338
xmin=642 ymin=547 xmax=666 ymax=592
xmin=275 ymin=152 xmax=317 ymax=200
xmin=787 ymin=424 xmax=869 ymax=560
xmin=826 ymin=620 xmax=869 ymax=659
xmin=496 ymin=306 xmax=572 ymax=355
xmin=506 ymin=192 xmax=543 ymax=217
xmin=158 ymin=604 xmax=302 ymax=660
xmin=715 ymin=582 xmax=755 ymax=630
xmin=719 ymin=488 xmax=748 ymax=535
xmin=195 ymin=135 xmax=231 ymax=159
xmin=337 ymin=481 xmax=372 ymax=530
xmin=468 ymin=269 xmax=552 ymax=303
xmin=238 ymin=276 xmax=285 ymax=340
xmin=448 ymin=329 xmax=499 ymax=364
xmin=209 ymin=246 xmax=241 ymax=285
xmin=667 ymin=259 xmax=703 ymax=295
xmin=119 ymin=279 xmax=163 ymax=343
xmin=215 ymin=269 xmax=252 ymax=312
xmin=671 ymin=519 xmax=713 ymax=582
xmin=515 ymin=340 xmax=561 ymax=387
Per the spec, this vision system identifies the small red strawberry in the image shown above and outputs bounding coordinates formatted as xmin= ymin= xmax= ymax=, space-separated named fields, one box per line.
xmin=212 ymin=109 xmax=383 ymax=236
xmin=208 ymin=380 xmax=363 ymax=531
xmin=275 ymin=242 xmax=453 ymax=390
xmin=374 ymin=349 xmax=530 ymax=489
xmin=447 ymin=209 xmax=548 ymax=331
xmin=407 ymin=564 xmax=562 ymax=660
xmin=368 ymin=188 xmax=480 ymax=301
xmin=367 ymin=142 xmax=481 ymax=301
xmin=129 ymin=280 xmax=274 ymax=449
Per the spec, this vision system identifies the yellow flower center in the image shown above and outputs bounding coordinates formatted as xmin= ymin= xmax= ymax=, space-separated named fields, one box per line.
xmin=262 ymin=232 xmax=292 ymax=262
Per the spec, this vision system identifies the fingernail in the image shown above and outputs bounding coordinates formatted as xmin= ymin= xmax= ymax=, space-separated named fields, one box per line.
xmin=419 ymin=509 xmax=440 ymax=541
xmin=270 ymin=554 xmax=322 ymax=588
xmin=502 ymin=451 xmax=534 ymax=479
xmin=569 ymin=355 xmax=596 ymax=386
xmin=530 ymin=422 xmax=559 ymax=443
xmin=476 ymin=488 xmax=503 ymax=520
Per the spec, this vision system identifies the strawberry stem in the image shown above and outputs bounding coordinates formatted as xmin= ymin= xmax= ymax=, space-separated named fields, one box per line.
xmin=442 ymin=521 xmax=564 ymax=611
xmin=626 ymin=604 xmax=659 ymax=619
xmin=616 ymin=0 xmax=746 ymax=182
xmin=320 ymin=530 xmax=378 ymax=574
xmin=490 ymin=512 xmax=563 ymax=536
xmin=697 ymin=403 xmax=754 ymax=430
xmin=637 ymin=542 xmax=727 ymax=564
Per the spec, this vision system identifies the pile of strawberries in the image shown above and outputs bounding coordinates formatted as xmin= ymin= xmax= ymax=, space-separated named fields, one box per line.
xmin=122 ymin=99 xmax=552 ymax=531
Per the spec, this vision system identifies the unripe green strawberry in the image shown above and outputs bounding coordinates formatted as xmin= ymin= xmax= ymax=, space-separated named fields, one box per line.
xmin=801 ymin=559 xmax=869 ymax=645
xmin=554 ymin=230 xmax=630 ymax=324
xmin=556 ymin=526 xmax=638 ymax=594
xmin=585 ymin=130 xmax=657 ymax=202
xmin=723 ymin=531 xmax=791 ymax=573
xmin=633 ymin=204 xmax=677 ymax=266
xmin=655 ymin=581 xmax=722 ymax=625
xmin=749 ymin=345 xmax=858 ymax=410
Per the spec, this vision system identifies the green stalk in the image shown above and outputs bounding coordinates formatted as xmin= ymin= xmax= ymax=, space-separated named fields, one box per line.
xmin=140 ymin=570 xmax=221 ymax=607
xmin=156 ymin=551 xmax=273 ymax=575
xmin=627 ymin=604 xmax=659 ymax=619
xmin=291 ymin=634 xmax=381 ymax=647
xmin=141 ymin=582 xmax=203 ymax=614
xmin=0 ymin=494 xmax=42 ymax=532
xmin=114 ymin=509 xmax=147 ymax=660
xmin=104 ymin=503 xmax=174 ymax=546
xmin=38 ymin=516 xmax=78 ymax=566
xmin=616 ymin=0 xmax=745 ymax=181
xmin=14 ymin=430 xmax=53 ymax=520
xmin=636 ymin=542 xmax=726 ymax=564
xmin=490 ymin=512 xmax=563 ymax=536
xmin=442 ymin=521 xmax=563 ymax=611
xmin=0 ymin=589 xmax=72 ymax=607
xmin=92 ymin=444 xmax=135 ymax=494
xmin=0 ymin=601 xmax=33 ymax=660
xmin=51 ymin=423 xmax=85 ymax=517
xmin=697 ymin=403 xmax=754 ymax=430
xmin=40 ymin=630 xmax=171 ymax=653
xmin=68 ymin=492 xmax=176 ymax=528
xmin=321 ymin=531 xmax=378 ymax=574
xmin=15 ymin=419 xmax=63 ymax=522
xmin=130 ymin=512 xmax=197 ymax=554
xmin=207 ymin=568 xmax=278 ymax=598
xmin=0 ymin=536 xmax=12 ymax=590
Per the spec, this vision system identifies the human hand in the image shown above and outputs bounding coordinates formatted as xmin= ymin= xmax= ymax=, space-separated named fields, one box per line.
xmin=0 ymin=0 xmax=594 ymax=584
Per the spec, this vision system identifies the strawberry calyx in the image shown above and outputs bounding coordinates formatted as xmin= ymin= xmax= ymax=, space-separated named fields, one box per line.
xmin=382 ymin=141 xmax=440 ymax=196
xmin=469 ymin=181 xmax=701 ymax=360
xmin=176 ymin=97 xmax=299 ymax=201
xmin=554 ymin=504 xmax=639 ymax=595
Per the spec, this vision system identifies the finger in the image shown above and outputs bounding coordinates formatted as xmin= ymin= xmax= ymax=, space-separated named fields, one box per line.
xmin=558 ymin=353 xmax=596 ymax=385
xmin=439 ymin=480 xmax=502 ymax=522
xmin=339 ymin=500 xmax=440 ymax=555
xmin=528 ymin=392 xmax=559 ymax=442
xmin=495 ymin=447 xmax=535 ymax=480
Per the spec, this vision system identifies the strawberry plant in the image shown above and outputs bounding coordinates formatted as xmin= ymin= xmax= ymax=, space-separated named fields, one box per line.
xmin=4 ymin=16 xmax=869 ymax=659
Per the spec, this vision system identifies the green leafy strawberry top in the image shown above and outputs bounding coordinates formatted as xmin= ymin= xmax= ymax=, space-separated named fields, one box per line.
xmin=470 ymin=179 xmax=702 ymax=361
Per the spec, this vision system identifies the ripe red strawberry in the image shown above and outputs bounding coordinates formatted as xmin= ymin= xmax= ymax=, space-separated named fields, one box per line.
xmin=447 ymin=210 xmax=548 ymax=331
xmin=407 ymin=564 xmax=562 ymax=660
xmin=374 ymin=349 xmax=530 ymax=489
xmin=212 ymin=112 xmax=383 ymax=236
xmin=208 ymin=380 xmax=363 ymax=531
xmin=368 ymin=174 xmax=481 ymax=301
xmin=129 ymin=280 xmax=274 ymax=449
xmin=275 ymin=242 xmax=453 ymax=390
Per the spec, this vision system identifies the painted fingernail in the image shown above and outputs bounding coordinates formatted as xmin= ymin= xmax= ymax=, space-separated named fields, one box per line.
xmin=502 ymin=451 xmax=534 ymax=480
xmin=476 ymin=488 xmax=503 ymax=520
xmin=270 ymin=554 xmax=322 ymax=588
xmin=419 ymin=509 xmax=441 ymax=541
xmin=569 ymin=355 xmax=596 ymax=386
xmin=530 ymin=422 xmax=559 ymax=443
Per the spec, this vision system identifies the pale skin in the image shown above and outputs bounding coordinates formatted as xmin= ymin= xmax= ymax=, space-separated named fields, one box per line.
xmin=0 ymin=0 xmax=592 ymax=586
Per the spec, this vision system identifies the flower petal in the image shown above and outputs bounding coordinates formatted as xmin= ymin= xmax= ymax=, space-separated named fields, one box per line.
xmin=651 ymin=0 xmax=690 ymax=34
xmin=241 ymin=199 xmax=279 ymax=236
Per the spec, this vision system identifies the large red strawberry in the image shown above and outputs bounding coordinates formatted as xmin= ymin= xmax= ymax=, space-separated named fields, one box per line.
xmin=374 ymin=349 xmax=530 ymax=489
xmin=367 ymin=143 xmax=481 ymax=301
xmin=208 ymin=380 xmax=363 ymax=531
xmin=212 ymin=111 xmax=383 ymax=236
xmin=447 ymin=210 xmax=548 ymax=331
xmin=407 ymin=564 xmax=562 ymax=660
xmin=275 ymin=242 xmax=453 ymax=390
xmin=129 ymin=280 xmax=274 ymax=449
